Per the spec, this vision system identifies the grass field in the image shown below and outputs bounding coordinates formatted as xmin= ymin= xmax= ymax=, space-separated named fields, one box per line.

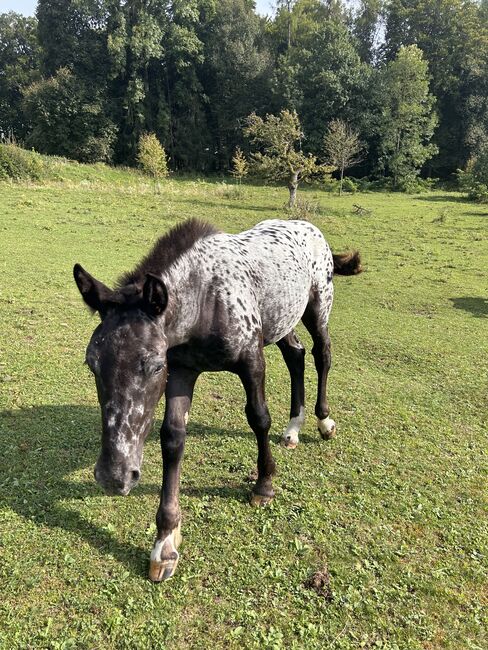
xmin=0 ymin=164 xmax=487 ymax=649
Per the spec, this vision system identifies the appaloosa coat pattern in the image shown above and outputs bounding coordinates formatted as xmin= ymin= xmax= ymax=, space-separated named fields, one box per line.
xmin=73 ymin=218 xmax=362 ymax=581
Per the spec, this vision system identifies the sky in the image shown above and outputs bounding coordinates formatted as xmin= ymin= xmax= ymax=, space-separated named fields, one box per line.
xmin=1 ymin=0 xmax=276 ymax=17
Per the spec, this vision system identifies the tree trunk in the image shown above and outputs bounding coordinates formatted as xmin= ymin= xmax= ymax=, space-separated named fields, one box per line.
xmin=288 ymin=171 xmax=299 ymax=207
xmin=340 ymin=164 xmax=344 ymax=196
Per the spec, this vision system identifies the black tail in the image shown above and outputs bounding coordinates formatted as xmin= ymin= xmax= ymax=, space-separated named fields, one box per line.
xmin=332 ymin=251 xmax=362 ymax=275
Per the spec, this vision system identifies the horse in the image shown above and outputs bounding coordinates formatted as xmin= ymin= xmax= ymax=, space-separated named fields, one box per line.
xmin=73 ymin=218 xmax=361 ymax=582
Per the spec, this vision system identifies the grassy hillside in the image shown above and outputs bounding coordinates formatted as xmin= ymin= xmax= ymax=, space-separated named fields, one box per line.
xmin=0 ymin=162 xmax=487 ymax=649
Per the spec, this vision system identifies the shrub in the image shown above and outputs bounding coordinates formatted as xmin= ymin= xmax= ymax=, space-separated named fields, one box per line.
xmin=457 ymin=150 xmax=488 ymax=202
xmin=214 ymin=181 xmax=244 ymax=200
xmin=137 ymin=133 xmax=169 ymax=179
xmin=285 ymin=197 xmax=321 ymax=221
xmin=230 ymin=147 xmax=248 ymax=185
xmin=321 ymin=175 xmax=339 ymax=193
xmin=0 ymin=143 xmax=45 ymax=181
xmin=341 ymin=177 xmax=358 ymax=193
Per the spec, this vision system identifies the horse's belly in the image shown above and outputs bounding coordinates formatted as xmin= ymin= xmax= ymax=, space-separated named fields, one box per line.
xmin=260 ymin=288 xmax=309 ymax=345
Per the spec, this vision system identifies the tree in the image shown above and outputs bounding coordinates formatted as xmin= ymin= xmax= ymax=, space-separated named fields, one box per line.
xmin=270 ymin=2 xmax=369 ymax=155
xmin=0 ymin=12 xmax=40 ymax=140
xmin=137 ymin=133 xmax=168 ymax=178
xmin=382 ymin=0 xmax=488 ymax=175
xmin=230 ymin=146 xmax=248 ymax=185
xmin=458 ymin=146 xmax=488 ymax=202
xmin=243 ymin=109 xmax=323 ymax=207
xmin=353 ymin=0 xmax=383 ymax=64
xmin=376 ymin=45 xmax=438 ymax=188
xmin=23 ymin=67 xmax=116 ymax=162
xmin=200 ymin=0 xmax=272 ymax=171
xmin=323 ymin=119 xmax=365 ymax=194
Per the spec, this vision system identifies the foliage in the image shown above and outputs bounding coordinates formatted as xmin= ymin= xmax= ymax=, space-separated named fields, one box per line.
xmin=0 ymin=142 xmax=45 ymax=181
xmin=201 ymin=0 xmax=273 ymax=170
xmin=23 ymin=68 xmax=116 ymax=163
xmin=1 ymin=162 xmax=487 ymax=649
xmin=341 ymin=177 xmax=359 ymax=193
xmin=382 ymin=0 xmax=488 ymax=175
xmin=323 ymin=119 xmax=365 ymax=195
xmin=230 ymin=147 xmax=248 ymax=185
xmin=285 ymin=195 xmax=321 ymax=220
xmin=137 ymin=133 xmax=169 ymax=179
xmin=0 ymin=12 xmax=41 ymax=140
xmin=243 ymin=109 xmax=326 ymax=207
xmin=271 ymin=4 xmax=369 ymax=155
xmin=457 ymin=148 xmax=488 ymax=202
xmin=1 ymin=0 xmax=488 ymax=179
xmin=375 ymin=45 xmax=438 ymax=189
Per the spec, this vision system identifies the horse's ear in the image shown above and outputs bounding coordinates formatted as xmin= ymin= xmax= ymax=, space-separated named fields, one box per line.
xmin=142 ymin=273 xmax=168 ymax=317
xmin=73 ymin=264 xmax=113 ymax=314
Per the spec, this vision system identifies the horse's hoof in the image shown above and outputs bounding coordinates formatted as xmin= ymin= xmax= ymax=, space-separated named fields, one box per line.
xmin=149 ymin=554 xmax=179 ymax=582
xmin=317 ymin=417 xmax=336 ymax=440
xmin=250 ymin=492 xmax=274 ymax=507
xmin=281 ymin=435 xmax=298 ymax=449
xmin=149 ymin=523 xmax=182 ymax=582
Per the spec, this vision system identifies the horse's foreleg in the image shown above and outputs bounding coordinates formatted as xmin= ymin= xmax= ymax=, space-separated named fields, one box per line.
xmin=277 ymin=330 xmax=305 ymax=449
xmin=302 ymin=292 xmax=336 ymax=440
xmin=237 ymin=348 xmax=276 ymax=506
xmin=149 ymin=369 xmax=198 ymax=582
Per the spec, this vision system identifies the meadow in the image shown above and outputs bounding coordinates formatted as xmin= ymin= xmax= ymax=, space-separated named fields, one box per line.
xmin=0 ymin=163 xmax=487 ymax=649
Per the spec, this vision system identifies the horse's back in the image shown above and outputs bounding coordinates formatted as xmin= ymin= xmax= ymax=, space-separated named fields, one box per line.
xmin=224 ymin=220 xmax=334 ymax=344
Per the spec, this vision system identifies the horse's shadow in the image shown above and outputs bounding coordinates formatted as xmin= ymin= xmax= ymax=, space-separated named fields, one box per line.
xmin=1 ymin=404 xmax=312 ymax=578
xmin=450 ymin=296 xmax=488 ymax=318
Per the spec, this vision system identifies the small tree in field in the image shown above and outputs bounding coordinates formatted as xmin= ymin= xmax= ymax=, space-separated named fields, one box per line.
xmin=243 ymin=109 xmax=323 ymax=207
xmin=230 ymin=146 xmax=248 ymax=185
xmin=137 ymin=133 xmax=168 ymax=179
xmin=458 ymin=147 xmax=488 ymax=202
xmin=323 ymin=119 xmax=365 ymax=195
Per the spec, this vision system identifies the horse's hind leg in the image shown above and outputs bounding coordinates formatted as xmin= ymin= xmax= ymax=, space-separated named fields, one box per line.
xmin=276 ymin=330 xmax=305 ymax=449
xmin=302 ymin=287 xmax=336 ymax=440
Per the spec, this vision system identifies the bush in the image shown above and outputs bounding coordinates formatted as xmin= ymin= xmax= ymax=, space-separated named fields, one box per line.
xmin=0 ymin=143 xmax=45 ymax=181
xmin=213 ymin=181 xmax=244 ymax=200
xmin=320 ymin=176 xmax=339 ymax=193
xmin=457 ymin=150 xmax=488 ymax=202
xmin=137 ymin=133 xmax=169 ymax=179
xmin=341 ymin=177 xmax=358 ymax=193
xmin=285 ymin=197 xmax=321 ymax=220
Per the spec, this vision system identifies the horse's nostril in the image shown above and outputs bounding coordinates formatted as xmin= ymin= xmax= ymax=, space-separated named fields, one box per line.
xmin=131 ymin=469 xmax=141 ymax=483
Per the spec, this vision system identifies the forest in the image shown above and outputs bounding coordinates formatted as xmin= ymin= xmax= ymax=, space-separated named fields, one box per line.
xmin=1 ymin=0 xmax=488 ymax=185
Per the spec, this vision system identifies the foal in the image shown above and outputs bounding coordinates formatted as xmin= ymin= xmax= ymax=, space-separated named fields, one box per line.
xmin=73 ymin=218 xmax=361 ymax=581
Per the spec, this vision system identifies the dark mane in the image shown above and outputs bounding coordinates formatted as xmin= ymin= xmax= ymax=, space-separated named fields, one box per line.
xmin=117 ymin=219 xmax=219 ymax=287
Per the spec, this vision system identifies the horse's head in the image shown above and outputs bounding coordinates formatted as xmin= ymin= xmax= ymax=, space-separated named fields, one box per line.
xmin=73 ymin=264 xmax=169 ymax=495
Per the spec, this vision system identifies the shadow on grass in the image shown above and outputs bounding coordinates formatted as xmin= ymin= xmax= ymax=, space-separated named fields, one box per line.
xmin=172 ymin=196 xmax=281 ymax=213
xmin=0 ymin=405 xmax=153 ymax=578
xmin=450 ymin=296 xmax=488 ymax=318
xmin=414 ymin=194 xmax=470 ymax=204
xmin=1 ymin=404 xmax=313 ymax=576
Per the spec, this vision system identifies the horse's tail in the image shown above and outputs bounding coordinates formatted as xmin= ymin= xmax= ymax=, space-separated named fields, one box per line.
xmin=332 ymin=251 xmax=362 ymax=275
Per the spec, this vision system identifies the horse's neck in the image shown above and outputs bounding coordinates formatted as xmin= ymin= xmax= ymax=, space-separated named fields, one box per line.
xmin=162 ymin=255 xmax=203 ymax=348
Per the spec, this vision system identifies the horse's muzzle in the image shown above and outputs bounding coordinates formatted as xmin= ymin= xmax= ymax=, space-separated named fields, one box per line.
xmin=94 ymin=462 xmax=141 ymax=496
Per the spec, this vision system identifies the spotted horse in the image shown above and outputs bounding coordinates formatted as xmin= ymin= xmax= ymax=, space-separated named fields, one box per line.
xmin=73 ymin=218 xmax=362 ymax=581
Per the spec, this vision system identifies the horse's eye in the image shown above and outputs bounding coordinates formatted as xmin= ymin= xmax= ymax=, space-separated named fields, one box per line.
xmin=153 ymin=362 xmax=164 ymax=375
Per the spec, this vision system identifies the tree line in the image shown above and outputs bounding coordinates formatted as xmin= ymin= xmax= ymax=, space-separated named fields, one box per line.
xmin=1 ymin=0 xmax=487 ymax=185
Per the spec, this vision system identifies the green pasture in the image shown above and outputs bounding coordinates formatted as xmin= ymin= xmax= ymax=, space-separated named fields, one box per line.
xmin=0 ymin=167 xmax=487 ymax=649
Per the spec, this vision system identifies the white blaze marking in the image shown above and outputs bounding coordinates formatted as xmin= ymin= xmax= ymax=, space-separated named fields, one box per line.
xmin=282 ymin=406 xmax=305 ymax=446
xmin=184 ymin=411 xmax=189 ymax=425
